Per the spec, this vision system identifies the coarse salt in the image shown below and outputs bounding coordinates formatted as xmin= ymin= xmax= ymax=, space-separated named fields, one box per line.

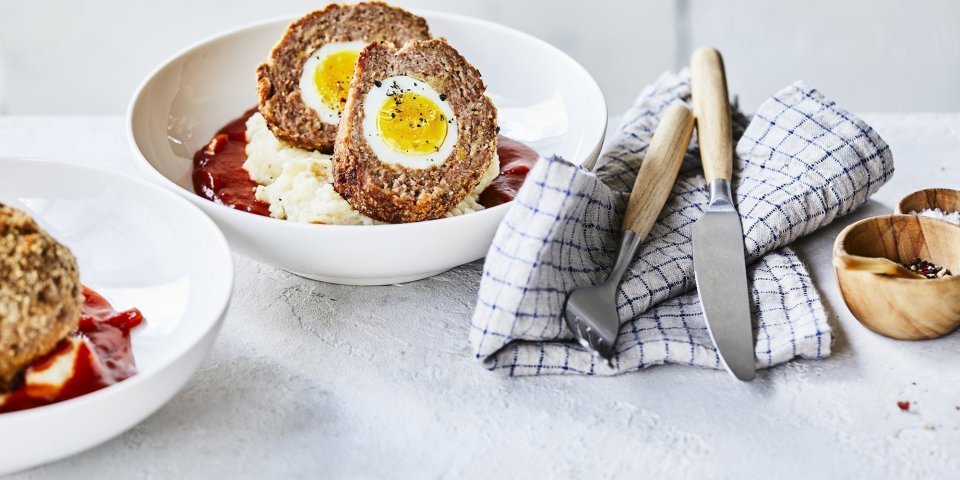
xmin=909 ymin=207 xmax=960 ymax=226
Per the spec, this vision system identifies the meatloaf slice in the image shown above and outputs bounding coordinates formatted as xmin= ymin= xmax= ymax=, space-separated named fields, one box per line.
xmin=0 ymin=205 xmax=82 ymax=392
xmin=257 ymin=2 xmax=431 ymax=153
xmin=332 ymin=39 xmax=498 ymax=223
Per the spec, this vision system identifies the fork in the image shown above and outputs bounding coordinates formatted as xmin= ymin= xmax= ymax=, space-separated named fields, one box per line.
xmin=562 ymin=102 xmax=695 ymax=365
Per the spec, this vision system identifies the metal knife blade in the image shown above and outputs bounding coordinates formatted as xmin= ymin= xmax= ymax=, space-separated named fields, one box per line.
xmin=691 ymin=47 xmax=756 ymax=381
xmin=692 ymin=179 xmax=755 ymax=381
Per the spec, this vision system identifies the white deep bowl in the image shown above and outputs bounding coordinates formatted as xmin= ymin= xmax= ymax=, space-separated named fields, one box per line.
xmin=0 ymin=158 xmax=233 ymax=475
xmin=128 ymin=12 xmax=606 ymax=285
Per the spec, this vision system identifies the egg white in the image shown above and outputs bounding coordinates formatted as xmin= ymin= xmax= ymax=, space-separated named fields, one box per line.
xmin=361 ymin=75 xmax=459 ymax=170
xmin=299 ymin=40 xmax=368 ymax=125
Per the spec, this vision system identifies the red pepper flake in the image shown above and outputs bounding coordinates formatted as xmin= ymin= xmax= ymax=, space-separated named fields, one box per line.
xmin=903 ymin=258 xmax=952 ymax=279
xmin=897 ymin=400 xmax=911 ymax=412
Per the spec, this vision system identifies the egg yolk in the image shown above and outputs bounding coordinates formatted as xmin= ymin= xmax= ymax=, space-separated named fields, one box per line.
xmin=376 ymin=92 xmax=448 ymax=155
xmin=313 ymin=50 xmax=360 ymax=112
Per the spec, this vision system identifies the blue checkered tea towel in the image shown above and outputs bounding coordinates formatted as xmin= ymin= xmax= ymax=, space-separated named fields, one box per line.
xmin=471 ymin=71 xmax=894 ymax=376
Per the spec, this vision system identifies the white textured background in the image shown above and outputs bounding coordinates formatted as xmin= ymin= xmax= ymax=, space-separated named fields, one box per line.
xmin=1 ymin=0 xmax=958 ymax=115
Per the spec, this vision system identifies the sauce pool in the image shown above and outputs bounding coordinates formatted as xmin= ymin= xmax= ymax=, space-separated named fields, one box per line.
xmin=0 ymin=287 xmax=145 ymax=413
xmin=192 ymin=109 xmax=538 ymax=215
xmin=480 ymin=136 xmax=538 ymax=208
xmin=192 ymin=107 xmax=271 ymax=217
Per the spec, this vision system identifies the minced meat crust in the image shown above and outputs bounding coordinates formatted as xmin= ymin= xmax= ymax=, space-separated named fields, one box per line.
xmin=332 ymin=39 xmax=498 ymax=223
xmin=0 ymin=205 xmax=82 ymax=392
xmin=257 ymin=2 xmax=431 ymax=153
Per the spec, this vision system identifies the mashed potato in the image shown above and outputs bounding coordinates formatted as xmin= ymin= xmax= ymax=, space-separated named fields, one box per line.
xmin=243 ymin=113 xmax=497 ymax=225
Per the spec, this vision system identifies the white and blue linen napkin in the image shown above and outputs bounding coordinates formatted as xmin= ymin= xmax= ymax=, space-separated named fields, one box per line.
xmin=470 ymin=71 xmax=894 ymax=376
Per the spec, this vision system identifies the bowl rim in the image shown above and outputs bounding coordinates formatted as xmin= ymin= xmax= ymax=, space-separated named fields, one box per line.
xmin=0 ymin=157 xmax=234 ymax=421
xmin=894 ymin=187 xmax=960 ymax=215
xmin=126 ymin=11 xmax=608 ymax=232
xmin=833 ymin=213 xmax=960 ymax=284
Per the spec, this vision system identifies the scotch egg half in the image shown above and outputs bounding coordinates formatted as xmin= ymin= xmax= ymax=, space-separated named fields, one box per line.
xmin=299 ymin=40 xmax=368 ymax=124
xmin=361 ymin=75 xmax=458 ymax=170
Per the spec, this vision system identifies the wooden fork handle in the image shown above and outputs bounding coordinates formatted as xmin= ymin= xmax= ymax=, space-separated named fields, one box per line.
xmin=621 ymin=103 xmax=695 ymax=237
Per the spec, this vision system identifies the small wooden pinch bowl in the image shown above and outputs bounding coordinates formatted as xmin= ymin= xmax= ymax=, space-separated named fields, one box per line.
xmin=895 ymin=187 xmax=960 ymax=215
xmin=833 ymin=214 xmax=960 ymax=340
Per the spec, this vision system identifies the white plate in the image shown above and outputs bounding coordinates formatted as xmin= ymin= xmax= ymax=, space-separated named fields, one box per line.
xmin=0 ymin=158 xmax=233 ymax=475
xmin=128 ymin=12 xmax=606 ymax=285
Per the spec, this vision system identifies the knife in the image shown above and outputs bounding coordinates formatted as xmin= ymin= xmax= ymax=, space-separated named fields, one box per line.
xmin=690 ymin=47 xmax=756 ymax=381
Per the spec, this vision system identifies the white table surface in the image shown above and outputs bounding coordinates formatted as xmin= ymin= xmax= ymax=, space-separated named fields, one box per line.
xmin=1 ymin=114 xmax=958 ymax=479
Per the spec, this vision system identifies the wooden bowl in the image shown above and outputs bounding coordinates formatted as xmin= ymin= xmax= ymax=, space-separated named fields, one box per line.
xmin=833 ymin=215 xmax=960 ymax=340
xmin=895 ymin=188 xmax=960 ymax=215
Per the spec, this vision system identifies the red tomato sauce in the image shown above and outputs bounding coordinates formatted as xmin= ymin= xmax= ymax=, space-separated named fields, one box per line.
xmin=479 ymin=136 xmax=539 ymax=208
xmin=0 ymin=286 xmax=145 ymax=413
xmin=192 ymin=107 xmax=271 ymax=217
xmin=191 ymin=109 xmax=538 ymax=216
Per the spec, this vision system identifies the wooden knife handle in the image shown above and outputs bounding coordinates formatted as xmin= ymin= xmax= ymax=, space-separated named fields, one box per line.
xmin=691 ymin=47 xmax=733 ymax=183
xmin=622 ymin=103 xmax=695 ymax=237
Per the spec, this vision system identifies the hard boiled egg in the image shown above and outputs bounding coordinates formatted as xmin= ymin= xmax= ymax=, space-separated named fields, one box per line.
xmin=361 ymin=75 xmax=458 ymax=170
xmin=299 ymin=41 xmax=368 ymax=124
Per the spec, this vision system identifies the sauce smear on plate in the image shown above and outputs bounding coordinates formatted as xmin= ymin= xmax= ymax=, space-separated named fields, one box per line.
xmin=0 ymin=287 xmax=145 ymax=413
xmin=192 ymin=109 xmax=539 ymax=216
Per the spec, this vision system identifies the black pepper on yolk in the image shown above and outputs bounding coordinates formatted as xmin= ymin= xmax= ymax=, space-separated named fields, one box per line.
xmin=314 ymin=50 xmax=360 ymax=113
xmin=376 ymin=92 xmax=448 ymax=154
